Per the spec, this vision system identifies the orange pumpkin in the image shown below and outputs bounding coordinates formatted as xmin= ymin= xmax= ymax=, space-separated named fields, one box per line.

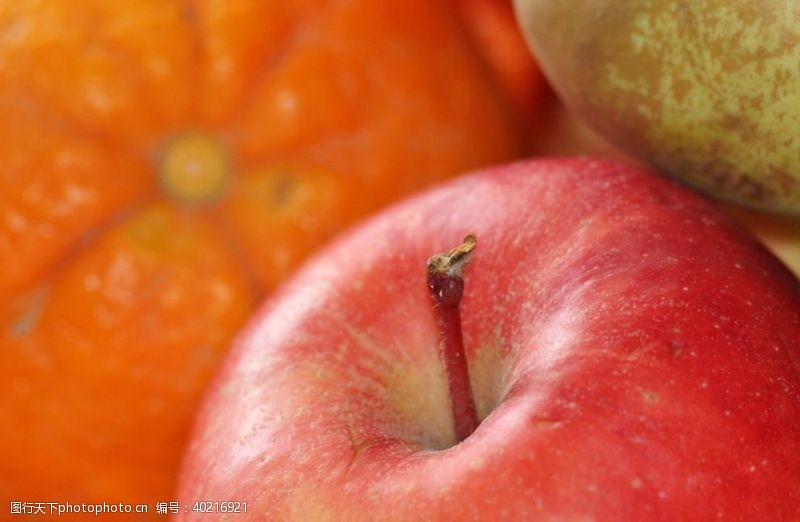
xmin=459 ymin=0 xmax=546 ymax=145
xmin=0 ymin=0 xmax=519 ymax=509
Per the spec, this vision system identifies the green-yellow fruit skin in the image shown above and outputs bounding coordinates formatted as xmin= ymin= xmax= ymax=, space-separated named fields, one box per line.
xmin=515 ymin=0 xmax=800 ymax=215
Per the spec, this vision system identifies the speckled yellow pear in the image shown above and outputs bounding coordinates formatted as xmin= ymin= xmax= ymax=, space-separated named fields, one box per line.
xmin=514 ymin=0 xmax=800 ymax=214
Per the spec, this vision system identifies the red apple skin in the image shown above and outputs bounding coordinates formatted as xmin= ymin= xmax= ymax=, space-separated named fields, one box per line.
xmin=177 ymin=159 xmax=800 ymax=521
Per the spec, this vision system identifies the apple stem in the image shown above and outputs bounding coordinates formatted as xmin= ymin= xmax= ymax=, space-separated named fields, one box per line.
xmin=427 ymin=234 xmax=479 ymax=442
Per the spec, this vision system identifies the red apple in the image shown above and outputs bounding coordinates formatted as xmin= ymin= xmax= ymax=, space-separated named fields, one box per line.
xmin=178 ymin=159 xmax=800 ymax=520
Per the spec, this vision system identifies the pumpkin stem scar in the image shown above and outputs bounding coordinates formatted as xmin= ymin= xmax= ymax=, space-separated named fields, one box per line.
xmin=158 ymin=132 xmax=231 ymax=205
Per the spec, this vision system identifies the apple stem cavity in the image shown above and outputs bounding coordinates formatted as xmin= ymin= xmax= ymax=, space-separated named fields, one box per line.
xmin=427 ymin=234 xmax=480 ymax=443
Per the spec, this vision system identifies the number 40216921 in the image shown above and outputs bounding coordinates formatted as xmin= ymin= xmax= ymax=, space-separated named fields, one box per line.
xmin=192 ymin=501 xmax=247 ymax=513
